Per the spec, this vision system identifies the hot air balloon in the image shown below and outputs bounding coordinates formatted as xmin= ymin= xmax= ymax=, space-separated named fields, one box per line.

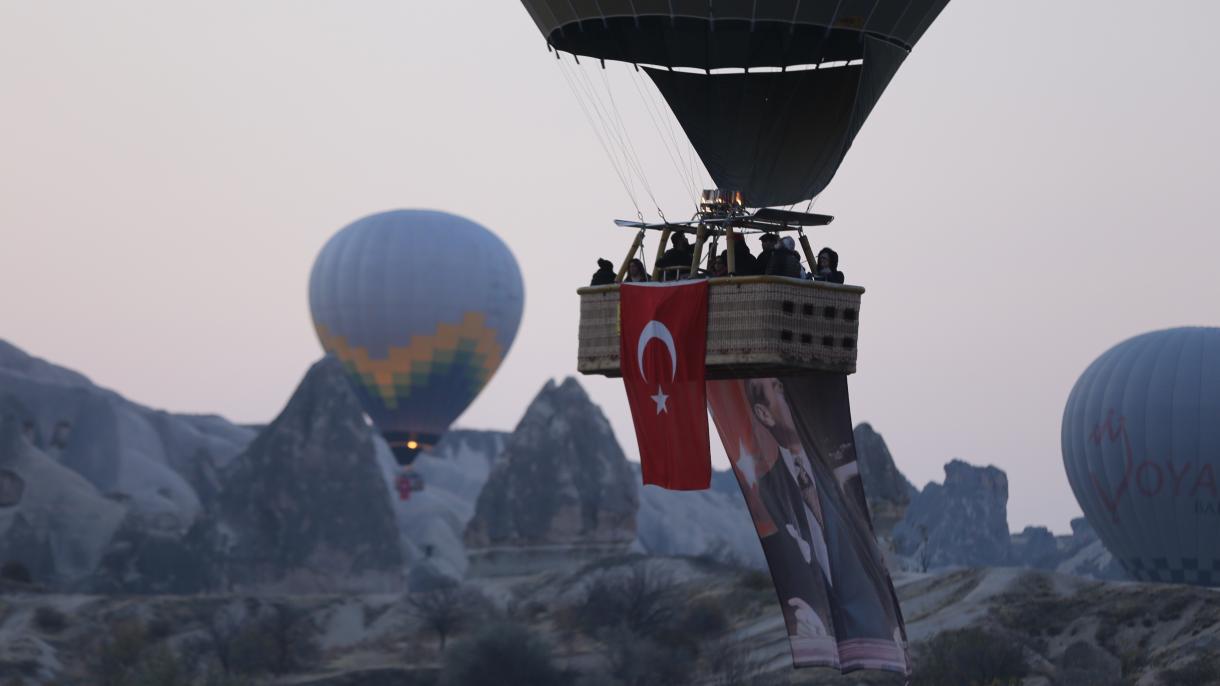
xmin=527 ymin=3 xmax=954 ymax=675
xmin=522 ymin=0 xmax=949 ymax=209
xmin=308 ymin=210 xmax=524 ymax=468
xmin=1062 ymin=327 xmax=1220 ymax=585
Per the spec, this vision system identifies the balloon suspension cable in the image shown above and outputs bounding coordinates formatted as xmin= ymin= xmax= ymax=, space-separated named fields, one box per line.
xmin=555 ymin=53 xmax=643 ymax=218
xmin=592 ymin=65 xmax=663 ymax=218
xmin=629 ymin=66 xmax=702 ymax=214
xmin=565 ymin=52 xmax=660 ymax=218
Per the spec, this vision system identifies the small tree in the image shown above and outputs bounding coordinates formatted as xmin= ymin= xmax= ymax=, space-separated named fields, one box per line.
xmin=405 ymin=586 xmax=471 ymax=652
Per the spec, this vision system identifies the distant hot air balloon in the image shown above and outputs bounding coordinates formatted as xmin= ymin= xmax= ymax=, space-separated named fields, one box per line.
xmin=309 ymin=210 xmax=524 ymax=466
xmin=520 ymin=1 xmax=950 ymax=208
xmin=1062 ymin=327 xmax=1220 ymax=585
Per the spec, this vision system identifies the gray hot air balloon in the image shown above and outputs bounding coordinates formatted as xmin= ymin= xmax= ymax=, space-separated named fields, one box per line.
xmin=1062 ymin=327 xmax=1220 ymax=585
xmin=309 ymin=210 xmax=525 ymax=467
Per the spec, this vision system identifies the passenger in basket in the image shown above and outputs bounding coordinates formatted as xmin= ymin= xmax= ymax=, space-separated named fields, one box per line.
xmin=755 ymin=233 xmax=779 ymax=276
xmin=812 ymin=247 xmax=845 ymax=284
xmin=589 ymin=258 xmax=616 ymax=286
xmin=625 ymin=258 xmax=650 ymax=283
xmin=656 ymin=232 xmax=693 ymax=281
xmin=711 ymin=252 xmax=729 ymax=277
xmin=766 ymin=236 xmax=803 ymax=278
xmin=726 ymin=233 xmax=759 ymax=275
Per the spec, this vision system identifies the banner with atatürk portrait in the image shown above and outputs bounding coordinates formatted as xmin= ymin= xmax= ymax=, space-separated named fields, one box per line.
xmin=707 ymin=373 xmax=909 ymax=674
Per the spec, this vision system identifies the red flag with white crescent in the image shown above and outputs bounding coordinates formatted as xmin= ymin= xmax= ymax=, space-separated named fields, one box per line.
xmin=620 ymin=281 xmax=710 ymax=490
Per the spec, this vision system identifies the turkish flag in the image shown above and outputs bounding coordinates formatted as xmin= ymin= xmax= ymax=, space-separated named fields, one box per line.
xmin=620 ymin=281 xmax=711 ymax=490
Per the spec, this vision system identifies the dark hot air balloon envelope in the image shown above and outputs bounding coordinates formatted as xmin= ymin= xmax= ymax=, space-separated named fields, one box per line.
xmin=519 ymin=0 xmax=950 ymax=207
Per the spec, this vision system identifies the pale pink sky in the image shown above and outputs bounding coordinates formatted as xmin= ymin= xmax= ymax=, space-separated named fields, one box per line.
xmin=2 ymin=1 xmax=1218 ymax=533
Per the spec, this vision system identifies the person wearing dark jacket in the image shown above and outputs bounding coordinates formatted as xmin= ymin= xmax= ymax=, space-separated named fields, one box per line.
xmin=589 ymin=258 xmax=616 ymax=286
xmin=755 ymin=233 xmax=779 ymax=276
xmin=766 ymin=236 xmax=803 ymax=278
xmin=812 ymin=247 xmax=845 ymax=284
xmin=726 ymin=233 xmax=759 ymax=275
xmin=625 ymin=258 xmax=650 ymax=283
xmin=656 ymin=232 xmax=693 ymax=281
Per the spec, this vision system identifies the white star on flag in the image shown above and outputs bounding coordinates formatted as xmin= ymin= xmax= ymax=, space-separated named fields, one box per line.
xmin=651 ymin=385 xmax=669 ymax=414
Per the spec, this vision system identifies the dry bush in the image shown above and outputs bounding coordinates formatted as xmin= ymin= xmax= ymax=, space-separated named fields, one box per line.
xmin=439 ymin=621 xmax=563 ymax=686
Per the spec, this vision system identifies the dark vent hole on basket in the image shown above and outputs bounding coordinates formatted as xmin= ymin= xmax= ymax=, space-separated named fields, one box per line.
xmin=822 ymin=336 xmax=835 ymax=347
xmin=780 ymin=330 xmax=794 ymax=342
xmin=802 ymin=304 xmax=814 ymax=316
xmin=843 ymin=308 xmax=858 ymax=322
xmin=781 ymin=301 xmax=795 ymax=314
xmin=842 ymin=337 xmax=856 ymax=349
xmin=822 ymin=306 xmax=836 ymax=319
xmin=800 ymin=333 xmax=812 ymax=345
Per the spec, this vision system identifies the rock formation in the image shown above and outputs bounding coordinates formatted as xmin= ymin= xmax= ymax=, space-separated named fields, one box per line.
xmin=213 ymin=356 xmax=404 ymax=592
xmin=464 ymin=378 xmax=638 ymax=576
xmin=0 ymin=399 xmax=126 ymax=588
xmin=0 ymin=340 xmax=253 ymax=529
xmin=1009 ymin=525 xmax=1060 ymax=570
xmin=893 ymin=459 xmax=1012 ymax=568
xmin=852 ymin=423 xmax=918 ymax=537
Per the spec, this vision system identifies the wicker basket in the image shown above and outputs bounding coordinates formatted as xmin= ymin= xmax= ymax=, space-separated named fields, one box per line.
xmin=577 ymin=276 xmax=863 ymax=379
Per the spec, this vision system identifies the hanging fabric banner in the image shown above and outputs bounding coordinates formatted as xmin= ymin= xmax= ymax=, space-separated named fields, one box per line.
xmin=707 ymin=374 xmax=909 ymax=674
xmin=619 ymin=281 xmax=711 ymax=490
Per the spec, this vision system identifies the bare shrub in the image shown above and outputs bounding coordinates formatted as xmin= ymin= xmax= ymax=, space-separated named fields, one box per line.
xmin=1162 ymin=659 xmax=1220 ymax=686
xmin=96 ymin=619 xmax=148 ymax=686
xmin=601 ymin=627 xmax=696 ymax=686
xmin=226 ymin=602 xmax=320 ymax=675
xmin=33 ymin=606 xmax=67 ymax=634
xmin=704 ymin=637 xmax=767 ymax=686
xmin=912 ymin=627 xmax=1027 ymax=686
xmin=439 ymin=621 xmax=563 ymax=686
xmin=575 ymin=564 xmax=683 ymax=638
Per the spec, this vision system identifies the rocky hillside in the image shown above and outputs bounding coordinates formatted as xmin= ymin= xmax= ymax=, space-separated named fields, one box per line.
xmin=0 ymin=561 xmax=1211 ymax=685
xmin=0 ymin=340 xmax=253 ymax=530
xmin=0 ymin=338 xmax=1131 ymax=595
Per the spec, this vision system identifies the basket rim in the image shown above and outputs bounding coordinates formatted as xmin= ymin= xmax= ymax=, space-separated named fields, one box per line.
xmin=577 ymin=276 xmax=865 ymax=296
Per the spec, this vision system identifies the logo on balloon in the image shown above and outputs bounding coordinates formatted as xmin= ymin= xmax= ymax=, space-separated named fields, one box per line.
xmin=1088 ymin=409 xmax=1218 ymax=524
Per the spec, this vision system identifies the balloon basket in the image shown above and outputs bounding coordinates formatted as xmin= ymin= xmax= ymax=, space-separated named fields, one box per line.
xmin=577 ymin=276 xmax=863 ymax=379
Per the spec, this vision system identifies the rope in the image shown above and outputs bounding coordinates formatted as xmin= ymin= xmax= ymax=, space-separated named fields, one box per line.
xmin=567 ymin=57 xmax=657 ymax=216
xmin=593 ymin=66 xmax=662 ymax=215
xmin=629 ymin=67 xmax=701 ymax=212
xmin=555 ymin=54 xmax=643 ymax=217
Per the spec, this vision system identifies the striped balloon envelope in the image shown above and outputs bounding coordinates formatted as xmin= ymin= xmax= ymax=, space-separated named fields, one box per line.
xmin=1062 ymin=327 xmax=1220 ymax=585
xmin=309 ymin=210 xmax=524 ymax=465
